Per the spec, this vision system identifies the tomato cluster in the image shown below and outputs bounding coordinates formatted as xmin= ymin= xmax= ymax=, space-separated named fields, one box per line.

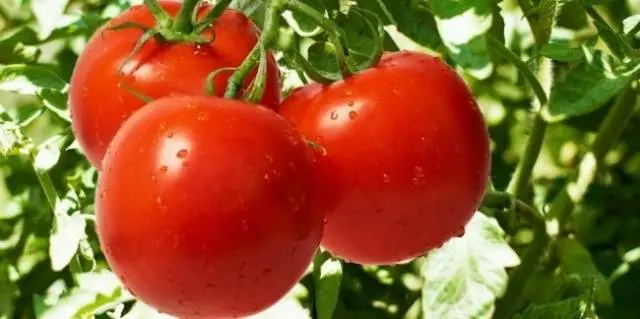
xmin=70 ymin=1 xmax=490 ymax=317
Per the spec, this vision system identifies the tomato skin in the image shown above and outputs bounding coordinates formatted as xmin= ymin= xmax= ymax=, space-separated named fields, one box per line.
xmin=96 ymin=96 xmax=322 ymax=318
xmin=70 ymin=0 xmax=280 ymax=169
xmin=279 ymin=51 xmax=491 ymax=265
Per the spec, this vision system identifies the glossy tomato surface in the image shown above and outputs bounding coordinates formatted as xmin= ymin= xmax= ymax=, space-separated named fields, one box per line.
xmin=280 ymin=51 xmax=491 ymax=265
xmin=96 ymin=96 xmax=321 ymax=318
xmin=70 ymin=0 xmax=280 ymax=168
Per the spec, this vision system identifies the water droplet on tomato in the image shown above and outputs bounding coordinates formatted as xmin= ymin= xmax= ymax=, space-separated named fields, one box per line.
xmin=265 ymin=154 xmax=274 ymax=163
xmin=348 ymin=101 xmax=355 ymax=107
xmin=413 ymin=166 xmax=426 ymax=186
xmin=159 ymin=166 xmax=168 ymax=173
xmin=262 ymin=268 xmax=273 ymax=276
xmin=167 ymin=132 xmax=174 ymax=138
xmin=99 ymin=191 xmax=106 ymax=200
xmin=196 ymin=112 xmax=208 ymax=121
xmin=382 ymin=173 xmax=391 ymax=183
xmin=177 ymin=149 xmax=188 ymax=158
xmin=349 ymin=111 xmax=358 ymax=119
xmin=182 ymin=161 xmax=189 ymax=167
xmin=156 ymin=196 xmax=163 ymax=205
xmin=330 ymin=111 xmax=339 ymax=120
xmin=345 ymin=91 xmax=353 ymax=96
xmin=264 ymin=173 xmax=271 ymax=181
xmin=242 ymin=219 xmax=248 ymax=231
xmin=454 ymin=227 xmax=466 ymax=238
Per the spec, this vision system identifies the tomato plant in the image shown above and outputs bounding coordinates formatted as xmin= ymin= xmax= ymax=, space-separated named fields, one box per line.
xmin=2 ymin=0 xmax=640 ymax=319
xmin=70 ymin=0 xmax=281 ymax=168
xmin=280 ymin=51 xmax=490 ymax=265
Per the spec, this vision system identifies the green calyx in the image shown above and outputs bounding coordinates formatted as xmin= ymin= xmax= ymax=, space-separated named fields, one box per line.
xmin=133 ymin=0 xmax=231 ymax=45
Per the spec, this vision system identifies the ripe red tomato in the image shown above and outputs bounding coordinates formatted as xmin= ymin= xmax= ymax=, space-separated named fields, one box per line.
xmin=96 ymin=96 xmax=322 ymax=318
xmin=280 ymin=51 xmax=491 ymax=265
xmin=70 ymin=0 xmax=280 ymax=169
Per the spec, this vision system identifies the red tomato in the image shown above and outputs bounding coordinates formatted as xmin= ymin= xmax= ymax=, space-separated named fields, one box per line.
xmin=96 ymin=96 xmax=322 ymax=318
xmin=70 ymin=0 xmax=280 ymax=169
xmin=280 ymin=51 xmax=491 ymax=265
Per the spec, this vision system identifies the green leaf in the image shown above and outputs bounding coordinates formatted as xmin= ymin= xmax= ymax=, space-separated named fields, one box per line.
xmin=30 ymin=0 xmax=70 ymax=38
xmin=515 ymin=297 xmax=587 ymax=319
xmin=45 ymin=13 xmax=107 ymax=42
xmin=337 ymin=8 xmax=384 ymax=69
xmin=539 ymin=42 xmax=585 ymax=62
xmin=623 ymin=15 xmax=640 ymax=38
xmin=421 ymin=213 xmax=520 ymax=318
xmin=40 ymin=270 xmax=134 ymax=319
xmin=0 ymin=64 xmax=68 ymax=95
xmin=283 ymin=0 xmax=326 ymax=37
xmin=313 ymin=251 xmax=342 ymax=319
xmin=34 ymin=134 xmax=68 ymax=173
xmin=16 ymin=235 xmax=48 ymax=278
xmin=523 ymin=0 xmax=564 ymax=46
xmin=307 ymin=41 xmax=342 ymax=80
xmin=49 ymin=198 xmax=86 ymax=272
xmin=556 ymin=238 xmax=612 ymax=305
xmin=431 ymin=0 xmax=494 ymax=78
xmin=543 ymin=52 xmax=640 ymax=122
xmin=358 ymin=0 xmax=442 ymax=51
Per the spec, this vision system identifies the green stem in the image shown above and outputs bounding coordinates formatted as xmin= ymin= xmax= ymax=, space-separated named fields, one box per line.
xmin=224 ymin=0 xmax=283 ymax=100
xmin=487 ymin=35 xmax=549 ymax=200
xmin=285 ymin=0 xmax=353 ymax=78
xmin=506 ymin=116 xmax=548 ymax=199
xmin=549 ymin=87 xmax=638 ymax=223
xmin=143 ymin=0 xmax=172 ymax=29
xmin=483 ymin=192 xmax=549 ymax=319
xmin=29 ymin=152 xmax=59 ymax=212
xmin=583 ymin=5 xmax=634 ymax=59
xmin=487 ymin=36 xmax=547 ymax=105
xmin=173 ymin=0 xmax=201 ymax=33
xmin=289 ymin=50 xmax=335 ymax=84
xmin=194 ymin=0 xmax=233 ymax=33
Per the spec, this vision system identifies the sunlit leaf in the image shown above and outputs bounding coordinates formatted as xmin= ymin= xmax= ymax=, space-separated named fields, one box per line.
xmin=431 ymin=0 xmax=494 ymax=78
xmin=543 ymin=52 xmax=640 ymax=122
xmin=49 ymin=197 xmax=86 ymax=272
xmin=34 ymin=134 xmax=68 ymax=173
xmin=313 ymin=251 xmax=342 ymax=319
xmin=0 ymin=64 xmax=67 ymax=95
xmin=421 ymin=213 xmax=520 ymax=318
xmin=40 ymin=271 xmax=133 ymax=319
xmin=30 ymin=0 xmax=70 ymax=38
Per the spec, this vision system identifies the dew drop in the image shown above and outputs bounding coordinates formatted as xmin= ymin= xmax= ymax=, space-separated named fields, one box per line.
xmin=413 ymin=166 xmax=426 ymax=186
xmin=196 ymin=112 xmax=208 ymax=121
xmin=99 ymin=191 xmax=106 ymax=200
xmin=262 ymin=268 xmax=273 ymax=276
xmin=454 ymin=227 xmax=466 ymax=238
xmin=242 ymin=219 xmax=249 ymax=232
xmin=265 ymin=154 xmax=274 ymax=163
xmin=167 ymin=132 xmax=174 ymax=138
xmin=349 ymin=111 xmax=358 ymax=119
xmin=382 ymin=173 xmax=391 ymax=183
xmin=177 ymin=149 xmax=188 ymax=158
xmin=347 ymin=101 xmax=355 ymax=107
xmin=159 ymin=166 xmax=168 ymax=173
xmin=330 ymin=111 xmax=339 ymax=120
xmin=156 ymin=196 xmax=163 ymax=205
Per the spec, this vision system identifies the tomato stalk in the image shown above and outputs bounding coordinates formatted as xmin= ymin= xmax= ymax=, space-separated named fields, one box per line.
xmin=548 ymin=86 xmax=638 ymax=225
xmin=194 ymin=0 xmax=233 ymax=33
xmin=285 ymin=0 xmax=353 ymax=78
xmin=224 ymin=0 xmax=283 ymax=100
xmin=172 ymin=0 xmax=201 ymax=33
xmin=143 ymin=0 xmax=172 ymax=29
xmin=485 ymin=192 xmax=549 ymax=319
xmin=487 ymin=36 xmax=548 ymax=201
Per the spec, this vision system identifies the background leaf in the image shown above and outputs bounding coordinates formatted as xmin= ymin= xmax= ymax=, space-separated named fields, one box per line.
xmin=543 ymin=52 xmax=640 ymax=122
xmin=421 ymin=213 xmax=520 ymax=318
